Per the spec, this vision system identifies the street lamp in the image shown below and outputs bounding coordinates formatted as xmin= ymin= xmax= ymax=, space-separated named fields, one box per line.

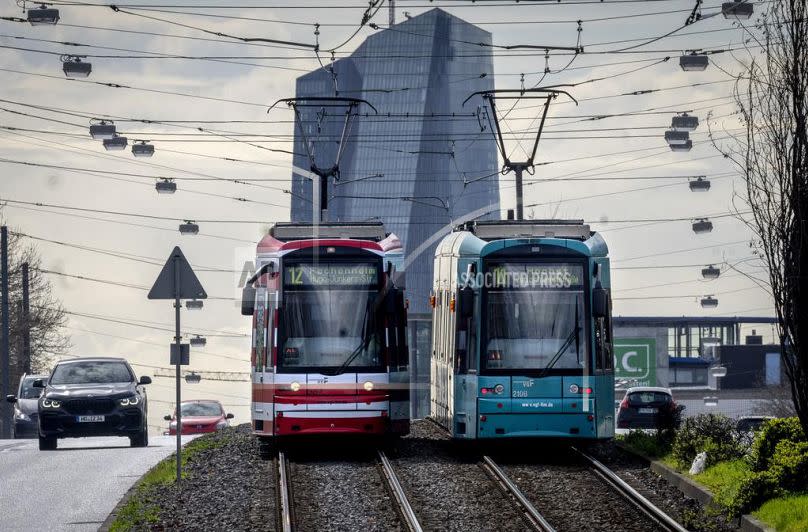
xmin=680 ymin=52 xmax=709 ymax=71
xmin=692 ymin=218 xmax=713 ymax=234
xmin=190 ymin=335 xmax=206 ymax=347
xmin=62 ymin=56 xmax=91 ymax=78
xmin=186 ymin=299 xmax=203 ymax=310
xmin=689 ymin=176 xmax=711 ymax=192
xmin=702 ymin=265 xmax=721 ymax=279
xmin=700 ymin=295 xmax=718 ymax=308
xmin=102 ymin=135 xmax=127 ymax=151
xmin=665 ymin=130 xmax=690 ymax=145
xmin=27 ymin=5 xmax=59 ymax=25
xmin=101 ymin=135 xmax=129 ymax=151
xmin=670 ymin=140 xmax=693 ymax=152
xmin=671 ymin=113 xmax=699 ymax=131
xmin=179 ymin=221 xmax=199 ymax=235
xmin=722 ymin=0 xmax=753 ymax=20
xmin=155 ymin=178 xmax=176 ymax=194
xmin=185 ymin=372 xmax=201 ymax=384
xmin=703 ymin=396 xmax=719 ymax=407
xmin=132 ymin=141 xmax=155 ymax=158
xmin=89 ymin=120 xmax=116 ymax=140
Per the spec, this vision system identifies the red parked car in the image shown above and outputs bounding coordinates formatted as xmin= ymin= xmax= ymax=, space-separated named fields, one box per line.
xmin=165 ymin=400 xmax=233 ymax=435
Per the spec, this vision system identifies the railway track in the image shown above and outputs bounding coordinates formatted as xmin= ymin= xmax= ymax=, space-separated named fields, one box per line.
xmin=572 ymin=447 xmax=689 ymax=532
xmin=276 ymin=451 xmax=295 ymax=532
xmin=481 ymin=449 xmax=688 ymax=532
xmin=275 ymin=448 xmax=422 ymax=532
xmin=377 ymin=450 xmax=424 ymax=532
xmin=481 ymin=455 xmax=556 ymax=532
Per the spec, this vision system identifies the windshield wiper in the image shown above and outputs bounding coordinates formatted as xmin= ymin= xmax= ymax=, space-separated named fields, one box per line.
xmin=537 ymin=304 xmax=580 ymax=379
xmin=322 ymin=300 xmax=372 ymax=377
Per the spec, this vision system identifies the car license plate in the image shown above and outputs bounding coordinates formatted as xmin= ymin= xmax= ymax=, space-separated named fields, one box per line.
xmin=638 ymin=408 xmax=656 ymax=414
xmin=76 ymin=415 xmax=105 ymax=422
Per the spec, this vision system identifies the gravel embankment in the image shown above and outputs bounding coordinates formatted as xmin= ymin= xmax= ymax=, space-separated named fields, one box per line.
xmin=115 ymin=425 xmax=275 ymax=531
xmin=590 ymin=443 xmax=736 ymax=532
xmin=389 ymin=420 xmax=527 ymax=531
xmin=289 ymin=449 xmax=402 ymax=532
xmin=500 ymin=458 xmax=663 ymax=532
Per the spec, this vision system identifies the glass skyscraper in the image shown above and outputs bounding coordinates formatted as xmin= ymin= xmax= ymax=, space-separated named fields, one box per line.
xmin=289 ymin=8 xmax=500 ymax=415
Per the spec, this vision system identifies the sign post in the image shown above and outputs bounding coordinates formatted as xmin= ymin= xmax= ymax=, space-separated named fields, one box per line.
xmin=148 ymin=247 xmax=206 ymax=482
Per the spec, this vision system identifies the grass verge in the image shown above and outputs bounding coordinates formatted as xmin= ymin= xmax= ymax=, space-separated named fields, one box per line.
xmin=108 ymin=435 xmax=225 ymax=532
xmin=754 ymin=494 xmax=808 ymax=532
xmin=691 ymin=460 xmax=750 ymax=508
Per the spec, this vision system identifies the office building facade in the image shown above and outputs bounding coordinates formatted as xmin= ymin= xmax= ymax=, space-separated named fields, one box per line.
xmin=290 ymin=8 xmax=500 ymax=415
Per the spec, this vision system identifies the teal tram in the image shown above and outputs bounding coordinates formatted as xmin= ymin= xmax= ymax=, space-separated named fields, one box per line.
xmin=429 ymin=220 xmax=615 ymax=440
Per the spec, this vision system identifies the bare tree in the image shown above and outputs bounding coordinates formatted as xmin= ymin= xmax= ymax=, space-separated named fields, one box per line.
xmin=712 ymin=1 xmax=808 ymax=430
xmin=1 ymin=220 xmax=70 ymax=376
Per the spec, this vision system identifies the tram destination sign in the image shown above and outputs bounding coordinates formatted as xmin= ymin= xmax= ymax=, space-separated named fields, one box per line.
xmin=285 ymin=263 xmax=378 ymax=287
xmin=480 ymin=263 xmax=584 ymax=289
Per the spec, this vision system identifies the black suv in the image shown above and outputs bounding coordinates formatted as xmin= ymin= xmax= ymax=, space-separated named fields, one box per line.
xmin=34 ymin=357 xmax=151 ymax=450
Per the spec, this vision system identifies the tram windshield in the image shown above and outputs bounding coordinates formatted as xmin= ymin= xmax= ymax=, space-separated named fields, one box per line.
xmin=483 ymin=262 xmax=586 ymax=372
xmin=279 ymin=262 xmax=383 ymax=371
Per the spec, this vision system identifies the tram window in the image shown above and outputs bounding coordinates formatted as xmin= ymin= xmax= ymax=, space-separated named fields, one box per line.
xmin=484 ymin=290 xmax=585 ymax=371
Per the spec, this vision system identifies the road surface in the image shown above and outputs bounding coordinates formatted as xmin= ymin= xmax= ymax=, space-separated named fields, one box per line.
xmin=0 ymin=435 xmax=195 ymax=532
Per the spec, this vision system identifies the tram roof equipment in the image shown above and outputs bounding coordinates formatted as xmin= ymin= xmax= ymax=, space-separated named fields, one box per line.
xmin=458 ymin=219 xmax=591 ymax=241
xmin=269 ymin=222 xmax=387 ymax=242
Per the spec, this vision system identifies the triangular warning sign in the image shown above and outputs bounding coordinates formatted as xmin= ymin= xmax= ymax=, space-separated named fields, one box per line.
xmin=148 ymin=246 xmax=207 ymax=300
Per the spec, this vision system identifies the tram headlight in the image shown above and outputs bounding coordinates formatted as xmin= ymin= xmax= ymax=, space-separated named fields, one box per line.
xmin=363 ymin=381 xmax=374 ymax=392
xmin=493 ymin=384 xmax=504 ymax=395
xmin=290 ymin=381 xmax=301 ymax=392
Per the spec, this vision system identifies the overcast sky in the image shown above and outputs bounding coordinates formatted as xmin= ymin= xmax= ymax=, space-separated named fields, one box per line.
xmin=0 ymin=0 xmax=774 ymax=429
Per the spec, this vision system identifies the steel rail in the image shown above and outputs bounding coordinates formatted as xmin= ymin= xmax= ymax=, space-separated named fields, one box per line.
xmin=377 ymin=450 xmax=423 ymax=532
xmin=480 ymin=456 xmax=557 ymax=532
xmin=572 ymin=447 xmax=689 ymax=532
xmin=277 ymin=451 xmax=295 ymax=532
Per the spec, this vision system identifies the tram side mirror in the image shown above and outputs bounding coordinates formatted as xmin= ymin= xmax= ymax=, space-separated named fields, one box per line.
xmin=458 ymin=286 xmax=474 ymax=319
xmin=593 ymin=287 xmax=609 ymax=318
xmin=241 ymin=285 xmax=256 ymax=316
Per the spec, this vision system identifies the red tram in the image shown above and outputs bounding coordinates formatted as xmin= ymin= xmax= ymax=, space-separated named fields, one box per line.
xmin=241 ymin=223 xmax=410 ymax=454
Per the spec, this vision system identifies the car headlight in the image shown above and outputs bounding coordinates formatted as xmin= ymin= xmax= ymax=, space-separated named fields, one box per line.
xmin=42 ymin=398 xmax=61 ymax=408
xmin=215 ymin=420 xmax=228 ymax=430
xmin=119 ymin=395 xmax=141 ymax=406
xmin=14 ymin=410 xmax=31 ymax=421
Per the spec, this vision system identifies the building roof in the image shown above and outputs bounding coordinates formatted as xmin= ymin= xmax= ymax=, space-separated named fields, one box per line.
xmin=614 ymin=316 xmax=777 ymax=326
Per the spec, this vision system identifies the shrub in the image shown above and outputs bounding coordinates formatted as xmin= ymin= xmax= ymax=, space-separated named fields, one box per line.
xmin=749 ymin=417 xmax=805 ymax=472
xmin=726 ymin=439 xmax=808 ymax=516
xmin=768 ymin=440 xmax=808 ymax=492
xmin=727 ymin=471 xmax=782 ymax=517
xmin=621 ymin=429 xmax=671 ymax=458
xmin=672 ymin=413 xmax=743 ymax=469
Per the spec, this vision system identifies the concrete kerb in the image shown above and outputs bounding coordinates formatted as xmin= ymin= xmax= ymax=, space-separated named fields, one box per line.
xmin=616 ymin=443 xmax=774 ymax=532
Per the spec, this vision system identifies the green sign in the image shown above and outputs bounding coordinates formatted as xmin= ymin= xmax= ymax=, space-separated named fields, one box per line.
xmin=284 ymin=263 xmax=377 ymax=287
xmin=614 ymin=338 xmax=657 ymax=387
